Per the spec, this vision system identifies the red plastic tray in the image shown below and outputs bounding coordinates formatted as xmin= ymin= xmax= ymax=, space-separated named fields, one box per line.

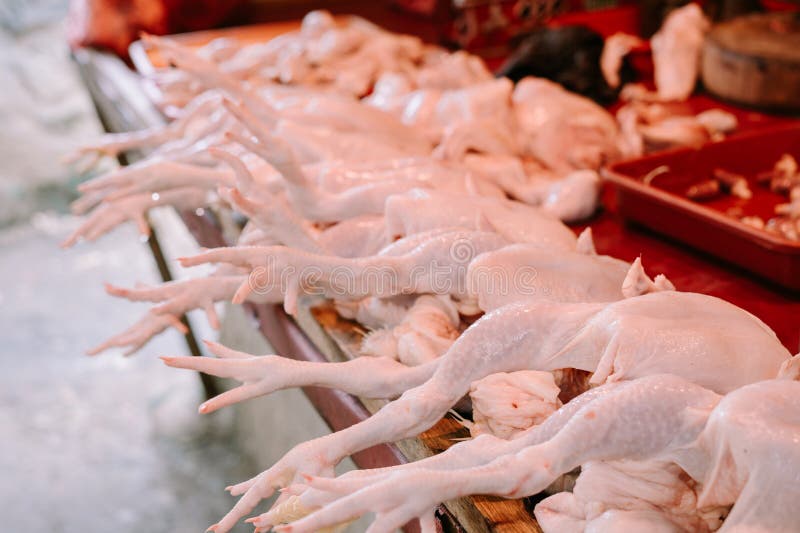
xmin=604 ymin=123 xmax=800 ymax=291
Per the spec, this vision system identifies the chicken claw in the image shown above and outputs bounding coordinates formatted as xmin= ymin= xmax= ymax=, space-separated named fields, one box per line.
xmin=78 ymin=160 xmax=231 ymax=201
xmin=278 ymin=470 xmax=441 ymax=533
xmin=210 ymin=438 xmax=341 ymax=533
xmin=66 ymin=90 xmax=225 ymax=164
xmin=162 ymin=340 xmax=436 ymax=412
xmin=106 ymin=276 xmax=245 ymax=330
xmin=63 ymin=196 xmax=152 ymax=247
xmin=62 ymin=187 xmax=210 ymax=247
xmin=144 ymin=34 xmax=246 ymax=102
xmin=88 ymin=311 xmax=188 ymax=356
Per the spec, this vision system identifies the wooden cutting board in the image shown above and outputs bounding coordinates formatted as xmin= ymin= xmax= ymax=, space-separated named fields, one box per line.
xmin=702 ymin=12 xmax=800 ymax=111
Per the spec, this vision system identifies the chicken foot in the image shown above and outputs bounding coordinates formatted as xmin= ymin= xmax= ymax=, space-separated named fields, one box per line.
xmin=62 ymin=187 xmax=210 ymax=247
xmin=162 ymin=340 xmax=438 ymax=413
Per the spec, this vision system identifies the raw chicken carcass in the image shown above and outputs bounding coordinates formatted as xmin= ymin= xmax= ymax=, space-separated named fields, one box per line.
xmin=274 ymin=375 xmax=800 ymax=533
xmin=512 ymin=78 xmax=622 ymax=172
xmin=163 ymin=290 xmax=792 ymax=533
xmin=156 ymin=247 xmax=654 ymax=395
xmin=176 ymin=227 xmax=633 ymax=318
xmin=94 ymin=226 xmax=621 ymax=355
xmin=366 ymin=78 xmax=516 ymax=145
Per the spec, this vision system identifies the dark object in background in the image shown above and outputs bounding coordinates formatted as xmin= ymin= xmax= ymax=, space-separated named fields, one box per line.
xmin=496 ymin=25 xmax=632 ymax=104
xmin=639 ymin=0 xmax=692 ymax=36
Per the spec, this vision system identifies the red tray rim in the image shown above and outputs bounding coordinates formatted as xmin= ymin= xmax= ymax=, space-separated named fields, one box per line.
xmin=603 ymin=122 xmax=800 ymax=254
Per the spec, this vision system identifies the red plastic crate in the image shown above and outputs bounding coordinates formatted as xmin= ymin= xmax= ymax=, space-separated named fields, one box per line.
xmin=604 ymin=124 xmax=800 ymax=291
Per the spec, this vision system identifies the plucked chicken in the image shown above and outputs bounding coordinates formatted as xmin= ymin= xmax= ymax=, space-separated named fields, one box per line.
xmin=267 ymin=375 xmax=800 ymax=533
xmin=60 ymin=12 xmax=800 ymax=533
xmin=163 ymin=289 xmax=793 ymax=532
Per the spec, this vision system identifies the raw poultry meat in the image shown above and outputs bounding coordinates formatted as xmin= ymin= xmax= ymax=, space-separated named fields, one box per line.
xmin=120 ymin=226 xmax=598 ymax=359
xmin=468 ymin=370 xmax=562 ymax=439
xmin=366 ymin=73 xmax=622 ymax=177
xmin=536 ymin=458 xmax=725 ymax=532
xmin=269 ymin=375 xmax=800 ymax=533
xmin=78 ymin=132 xmax=579 ymax=251
xmin=68 ymin=68 xmax=616 ymax=248
xmin=162 ymin=290 xmax=792 ymax=532
xmin=140 ymin=9 xmax=493 ymax=112
xmin=142 ymin=36 xmax=433 ymax=159
xmin=359 ymin=295 xmax=460 ymax=366
xmin=412 ymin=50 xmax=493 ymax=90
xmin=175 ymin=227 xmax=628 ymax=317
xmin=62 ymin=12 xmax=800 ymax=533
xmin=512 ymin=78 xmax=622 ymax=172
xmin=616 ymin=101 xmax=737 ymax=157
xmin=143 ymin=11 xmax=424 ymax=103
xmin=465 ymin=240 xmax=638 ymax=312
xmin=460 ymin=156 xmax=601 ymax=222
xmin=600 ymin=33 xmax=644 ymax=89
xmin=367 ymin=78 xmax=516 ymax=145
xmin=88 ymin=228 xmax=483 ymax=354
xmin=92 ymin=227 xmax=627 ymax=354
xmin=178 ymin=229 xmax=510 ymax=314
xmin=651 ymin=3 xmax=710 ymax=102
xmin=381 ymin=189 xmax=577 ymax=247
xmin=67 ymin=28 xmax=620 ymax=239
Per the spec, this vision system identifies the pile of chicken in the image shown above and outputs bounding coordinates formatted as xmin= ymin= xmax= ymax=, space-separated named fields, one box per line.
xmin=66 ymin=7 xmax=800 ymax=533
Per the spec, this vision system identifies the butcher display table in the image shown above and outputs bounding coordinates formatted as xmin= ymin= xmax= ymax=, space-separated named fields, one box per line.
xmin=72 ymin=18 xmax=800 ymax=533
